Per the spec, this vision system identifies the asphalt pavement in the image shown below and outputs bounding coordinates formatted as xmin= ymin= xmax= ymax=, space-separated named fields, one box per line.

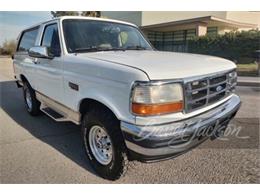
xmin=0 ymin=57 xmax=259 ymax=183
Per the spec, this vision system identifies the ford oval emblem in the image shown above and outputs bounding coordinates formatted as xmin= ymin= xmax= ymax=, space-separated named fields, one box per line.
xmin=216 ymin=86 xmax=223 ymax=92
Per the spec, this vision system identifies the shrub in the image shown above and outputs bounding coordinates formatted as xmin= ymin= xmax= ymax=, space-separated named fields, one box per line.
xmin=188 ymin=30 xmax=260 ymax=63
xmin=0 ymin=40 xmax=17 ymax=56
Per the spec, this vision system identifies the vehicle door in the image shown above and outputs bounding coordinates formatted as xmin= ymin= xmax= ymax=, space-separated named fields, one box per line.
xmin=35 ymin=22 xmax=64 ymax=103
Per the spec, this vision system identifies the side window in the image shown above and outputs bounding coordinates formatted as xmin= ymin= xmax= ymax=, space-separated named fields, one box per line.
xmin=17 ymin=27 xmax=39 ymax=52
xmin=41 ymin=24 xmax=61 ymax=57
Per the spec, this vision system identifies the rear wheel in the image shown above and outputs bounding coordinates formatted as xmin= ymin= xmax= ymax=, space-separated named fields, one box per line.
xmin=81 ymin=105 xmax=129 ymax=180
xmin=22 ymin=81 xmax=40 ymax=116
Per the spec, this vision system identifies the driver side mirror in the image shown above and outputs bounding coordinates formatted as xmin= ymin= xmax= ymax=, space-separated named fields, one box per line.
xmin=28 ymin=46 xmax=54 ymax=59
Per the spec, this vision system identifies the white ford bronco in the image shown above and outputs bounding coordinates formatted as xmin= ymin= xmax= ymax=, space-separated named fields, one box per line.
xmin=13 ymin=16 xmax=241 ymax=180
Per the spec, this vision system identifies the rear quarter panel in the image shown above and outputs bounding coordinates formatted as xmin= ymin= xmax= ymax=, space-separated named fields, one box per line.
xmin=13 ymin=53 xmax=37 ymax=89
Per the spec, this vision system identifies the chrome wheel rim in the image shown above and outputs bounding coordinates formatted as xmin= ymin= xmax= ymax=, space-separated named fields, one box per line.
xmin=25 ymin=88 xmax=32 ymax=110
xmin=89 ymin=125 xmax=113 ymax=165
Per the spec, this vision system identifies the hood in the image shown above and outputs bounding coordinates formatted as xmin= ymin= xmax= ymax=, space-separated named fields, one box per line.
xmin=78 ymin=50 xmax=236 ymax=80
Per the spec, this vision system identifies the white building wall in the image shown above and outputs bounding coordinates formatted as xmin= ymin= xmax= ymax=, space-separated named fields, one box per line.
xmin=100 ymin=11 xmax=260 ymax=31
xmin=226 ymin=11 xmax=260 ymax=28
xmin=101 ymin=11 xmax=142 ymax=26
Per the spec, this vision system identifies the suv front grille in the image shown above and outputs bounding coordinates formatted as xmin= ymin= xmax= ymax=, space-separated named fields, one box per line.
xmin=184 ymin=71 xmax=236 ymax=112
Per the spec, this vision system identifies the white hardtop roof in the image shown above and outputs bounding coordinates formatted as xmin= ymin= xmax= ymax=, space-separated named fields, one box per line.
xmin=22 ymin=16 xmax=138 ymax=31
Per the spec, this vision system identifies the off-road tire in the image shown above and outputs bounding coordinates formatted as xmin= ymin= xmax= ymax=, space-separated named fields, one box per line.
xmin=81 ymin=105 xmax=129 ymax=180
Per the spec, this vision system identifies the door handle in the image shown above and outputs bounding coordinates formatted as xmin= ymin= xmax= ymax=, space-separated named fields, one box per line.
xmin=33 ymin=58 xmax=40 ymax=64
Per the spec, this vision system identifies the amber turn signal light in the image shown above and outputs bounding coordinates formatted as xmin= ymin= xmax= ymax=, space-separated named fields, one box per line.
xmin=132 ymin=101 xmax=183 ymax=116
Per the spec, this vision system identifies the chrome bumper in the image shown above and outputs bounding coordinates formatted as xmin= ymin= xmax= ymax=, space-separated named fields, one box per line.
xmin=121 ymin=95 xmax=241 ymax=162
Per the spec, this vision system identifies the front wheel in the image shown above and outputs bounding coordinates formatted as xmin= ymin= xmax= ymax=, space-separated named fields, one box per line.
xmin=81 ymin=105 xmax=129 ymax=180
xmin=22 ymin=81 xmax=40 ymax=116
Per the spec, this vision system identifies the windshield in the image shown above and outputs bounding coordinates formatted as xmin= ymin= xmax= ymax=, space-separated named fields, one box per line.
xmin=62 ymin=19 xmax=153 ymax=53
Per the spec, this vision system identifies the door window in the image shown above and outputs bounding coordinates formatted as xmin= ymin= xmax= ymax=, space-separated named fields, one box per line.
xmin=41 ymin=24 xmax=61 ymax=57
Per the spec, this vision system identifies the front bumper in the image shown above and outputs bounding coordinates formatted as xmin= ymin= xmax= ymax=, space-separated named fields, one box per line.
xmin=121 ymin=94 xmax=241 ymax=162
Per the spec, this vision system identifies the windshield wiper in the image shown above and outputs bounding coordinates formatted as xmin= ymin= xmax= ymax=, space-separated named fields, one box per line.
xmin=74 ymin=46 xmax=125 ymax=53
xmin=101 ymin=47 xmax=126 ymax=51
xmin=125 ymin=45 xmax=147 ymax=50
xmin=74 ymin=46 xmax=100 ymax=53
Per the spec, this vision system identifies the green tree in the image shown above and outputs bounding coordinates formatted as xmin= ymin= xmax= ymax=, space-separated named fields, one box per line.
xmin=81 ymin=11 xmax=101 ymax=17
xmin=51 ymin=11 xmax=79 ymax=18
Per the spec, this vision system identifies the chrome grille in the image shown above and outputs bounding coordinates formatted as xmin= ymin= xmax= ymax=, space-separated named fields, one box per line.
xmin=185 ymin=71 xmax=236 ymax=112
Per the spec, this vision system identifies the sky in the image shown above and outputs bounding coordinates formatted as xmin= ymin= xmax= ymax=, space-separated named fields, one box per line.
xmin=0 ymin=11 xmax=52 ymax=46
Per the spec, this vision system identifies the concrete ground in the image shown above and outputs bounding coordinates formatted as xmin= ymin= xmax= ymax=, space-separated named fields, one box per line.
xmin=237 ymin=76 xmax=260 ymax=87
xmin=0 ymin=57 xmax=259 ymax=183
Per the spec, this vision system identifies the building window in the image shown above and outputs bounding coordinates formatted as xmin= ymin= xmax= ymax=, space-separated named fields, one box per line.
xmin=207 ymin=27 xmax=218 ymax=37
xmin=147 ymin=31 xmax=164 ymax=50
xmin=147 ymin=29 xmax=196 ymax=52
xmin=186 ymin=29 xmax=197 ymax=40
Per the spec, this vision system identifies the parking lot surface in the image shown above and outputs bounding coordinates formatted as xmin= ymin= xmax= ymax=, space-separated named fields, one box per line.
xmin=0 ymin=57 xmax=259 ymax=183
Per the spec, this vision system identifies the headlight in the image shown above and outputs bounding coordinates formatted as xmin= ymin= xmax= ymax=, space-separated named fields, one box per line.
xmin=227 ymin=70 xmax=237 ymax=92
xmin=131 ymin=82 xmax=183 ymax=116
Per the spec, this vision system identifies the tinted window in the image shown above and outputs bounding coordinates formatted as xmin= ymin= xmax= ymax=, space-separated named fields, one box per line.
xmin=62 ymin=19 xmax=152 ymax=53
xmin=18 ymin=28 xmax=39 ymax=52
xmin=41 ymin=24 xmax=61 ymax=57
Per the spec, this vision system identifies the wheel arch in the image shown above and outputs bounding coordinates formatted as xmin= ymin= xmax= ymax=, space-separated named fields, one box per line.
xmin=19 ymin=74 xmax=36 ymax=90
xmin=79 ymin=98 xmax=119 ymax=121
xmin=20 ymin=74 xmax=28 ymax=83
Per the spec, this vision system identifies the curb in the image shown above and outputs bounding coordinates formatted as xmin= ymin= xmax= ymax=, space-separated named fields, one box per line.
xmin=237 ymin=81 xmax=260 ymax=87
